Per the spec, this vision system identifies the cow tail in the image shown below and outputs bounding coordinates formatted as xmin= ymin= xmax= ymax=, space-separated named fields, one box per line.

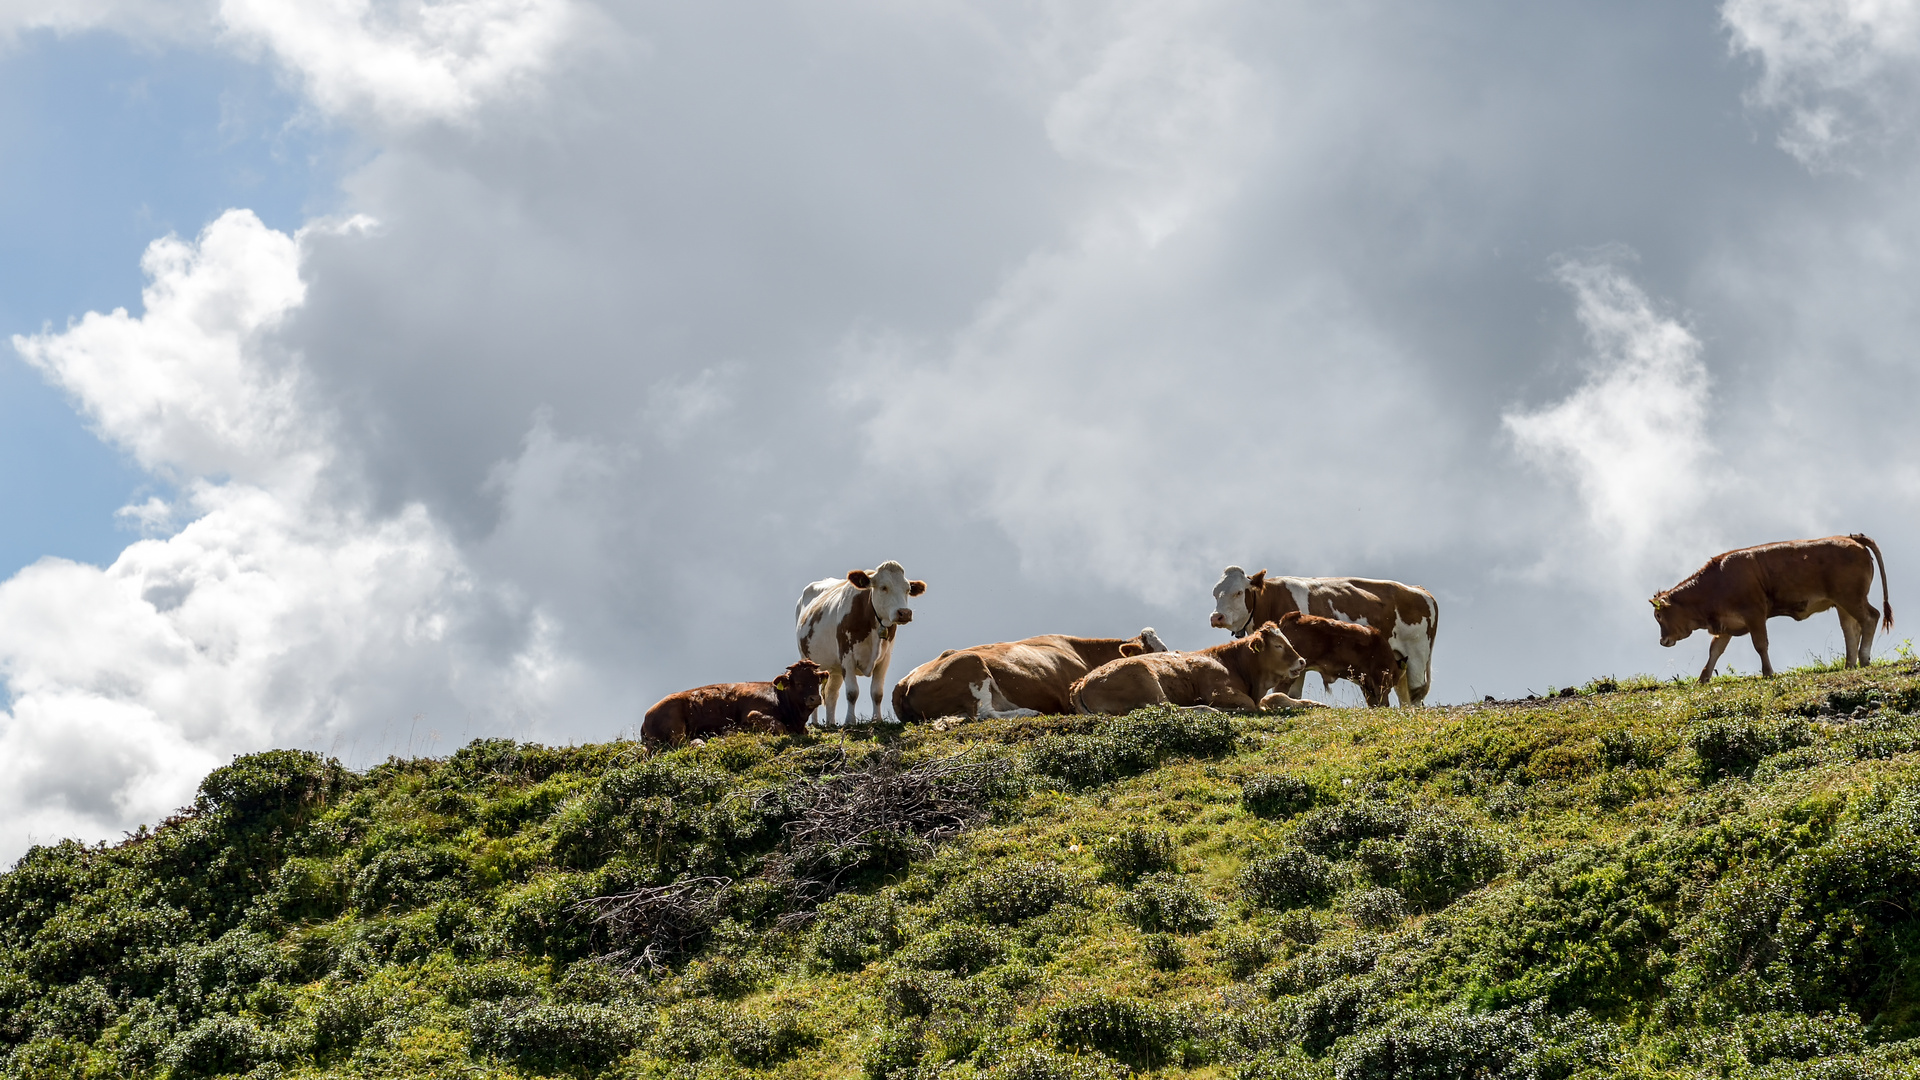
xmin=891 ymin=679 xmax=923 ymax=726
xmin=1854 ymin=533 xmax=1894 ymax=631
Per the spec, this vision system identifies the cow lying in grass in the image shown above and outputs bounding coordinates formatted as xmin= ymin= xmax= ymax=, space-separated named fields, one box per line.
xmin=1273 ymin=611 xmax=1402 ymax=707
xmin=641 ymin=660 xmax=828 ymax=746
xmin=1070 ymin=622 xmax=1306 ymax=714
xmin=892 ymin=628 xmax=1170 ymax=722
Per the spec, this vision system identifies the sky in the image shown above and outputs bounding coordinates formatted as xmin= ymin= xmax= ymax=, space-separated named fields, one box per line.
xmin=3 ymin=0 xmax=1920 ymax=863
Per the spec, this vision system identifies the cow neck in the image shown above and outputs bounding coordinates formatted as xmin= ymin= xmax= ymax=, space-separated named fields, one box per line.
xmin=1232 ymin=597 xmax=1257 ymax=638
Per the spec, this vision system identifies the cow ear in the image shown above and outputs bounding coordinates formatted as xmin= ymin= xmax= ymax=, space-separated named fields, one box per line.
xmin=1249 ymin=570 xmax=1267 ymax=588
xmin=774 ymin=676 xmax=789 ymax=690
xmin=1249 ymin=635 xmax=1263 ymax=652
xmin=908 ymin=580 xmax=927 ymax=597
xmin=847 ymin=569 xmax=873 ymax=588
xmin=1119 ymin=643 xmax=1144 ymax=657
xmin=1650 ymin=596 xmax=1667 ymax=610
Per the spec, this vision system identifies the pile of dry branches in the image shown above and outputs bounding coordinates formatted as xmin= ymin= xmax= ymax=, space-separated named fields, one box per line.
xmin=577 ymin=748 xmax=1012 ymax=969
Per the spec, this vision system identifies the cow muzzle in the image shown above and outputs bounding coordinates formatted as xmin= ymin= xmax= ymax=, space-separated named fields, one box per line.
xmin=1209 ymin=612 xmax=1228 ymax=629
xmin=893 ymin=608 xmax=913 ymax=625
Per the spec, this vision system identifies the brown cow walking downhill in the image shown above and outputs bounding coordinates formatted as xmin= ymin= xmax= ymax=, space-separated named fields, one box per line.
xmin=891 ymin=629 xmax=1170 ymax=723
xmin=641 ymin=660 xmax=828 ymax=746
xmin=1071 ymin=622 xmax=1307 ymax=714
xmin=1268 ymin=611 xmax=1402 ymax=708
xmin=1652 ymin=533 xmax=1893 ymax=684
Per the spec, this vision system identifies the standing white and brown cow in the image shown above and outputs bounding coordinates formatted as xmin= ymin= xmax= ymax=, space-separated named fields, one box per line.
xmin=891 ymin=629 xmax=1171 ymax=723
xmin=1653 ymin=533 xmax=1892 ymax=683
xmin=796 ymin=561 xmax=927 ymax=726
xmin=1210 ymin=566 xmax=1438 ymax=706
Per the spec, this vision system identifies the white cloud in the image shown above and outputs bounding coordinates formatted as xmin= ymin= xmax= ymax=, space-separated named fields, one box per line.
xmin=216 ymin=0 xmax=580 ymax=124
xmin=0 ymin=0 xmax=575 ymax=124
xmin=1504 ymin=257 xmax=1719 ymax=577
xmin=1725 ymin=0 xmax=1920 ymax=168
xmin=0 ymin=211 xmax=555 ymax=861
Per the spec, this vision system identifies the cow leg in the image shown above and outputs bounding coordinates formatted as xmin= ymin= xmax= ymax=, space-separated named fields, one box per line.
xmin=869 ymin=650 xmax=893 ymax=723
xmin=820 ymin=668 xmax=845 ymax=728
xmin=841 ymin=671 xmax=862 ymax=726
xmin=1840 ymin=600 xmax=1878 ymax=666
xmin=1699 ymin=634 xmax=1732 ymax=683
xmin=1838 ymin=609 xmax=1864 ymax=668
xmin=1751 ymin=621 xmax=1774 ymax=678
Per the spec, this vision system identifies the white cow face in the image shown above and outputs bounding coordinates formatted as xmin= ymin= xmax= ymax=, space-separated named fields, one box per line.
xmin=1210 ymin=565 xmax=1264 ymax=636
xmin=848 ymin=560 xmax=926 ymax=629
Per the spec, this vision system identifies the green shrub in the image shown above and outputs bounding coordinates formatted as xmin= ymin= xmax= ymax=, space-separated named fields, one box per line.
xmin=1239 ymin=849 xmax=1337 ymax=909
xmin=1330 ymin=1003 xmax=1613 ymax=1080
xmin=943 ymin=862 xmax=1082 ymax=924
xmin=900 ymin=925 xmax=1005 ymax=975
xmin=1345 ymin=888 xmax=1409 ymax=930
xmin=1394 ymin=816 xmax=1505 ymax=909
xmin=1045 ymin=994 xmax=1198 ymax=1069
xmin=1293 ymin=802 xmax=1411 ymax=858
xmin=984 ymin=1045 xmax=1130 ymax=1080
xmin=1217 ymin=928 xmax=1271 ymax=979
xmin=350 ymin=846 xmax=470 ymax=913
xmin=468 ymin=998 xmax=647 ymax=1072
xmin=812 ymin=892 xmax=907 ymax=971
xmin=1094 ymin=828 xmax=1174 ymax=883
xmin=1242 ymin=775 xmax=1315 ymax=819
xmin=160 ymin=1014 xmax=278 ymax=1078
xmin=1688 ymin=716 xmax=1813 ymax=781
xmin=1143 ymin=933 xmax=1185 ymax=970
xmin=1117 ymin=873 xmax=1216 ymax=934
xmin=865 ymin=1023 xmax=927 ymax=1079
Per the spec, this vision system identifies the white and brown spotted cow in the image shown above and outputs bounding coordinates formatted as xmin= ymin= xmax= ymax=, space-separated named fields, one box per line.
xmin=891 ymin=629 xmax=1170 ymax=723
xmin=1210 ymin=566 xmax=1438 ymax=706
xmin=796 ymin=561 xmax=927 ymax=726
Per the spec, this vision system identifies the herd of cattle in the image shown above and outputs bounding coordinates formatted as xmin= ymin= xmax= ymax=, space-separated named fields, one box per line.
xmin=640 ymin=533 xmax=1895 ymax=746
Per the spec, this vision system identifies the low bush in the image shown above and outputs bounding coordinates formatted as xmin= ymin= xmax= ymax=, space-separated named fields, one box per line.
xmin=468 ymin=998 xmax=648 ymax=1073
xmin=1118 ymin=873 xmax=1216 ymax=934
xmin=811 ymin=892 xmax=907 ymax=971
xmin=900 ymin=925 xmax=1005 ymax=975
xmin=1217 ymin=928 xmax=1271 ymax=979
xmin=1242 ymin=775 xmax=1315 ymax=819
xmin=1142 ymin=933 xmax=1185 ymax=970
xmin=1689 ymin=716 xmax=1814 ymax=781
xmin=943 ymin=862 xmax=1082 ymax=925
xmin=1094 ymin=827 xmax=1174 ymax=883
xmin=983 ymin=1045 xmax=1130 ymax=1080
xmin=1044 ymin=994 xmax=1199 ymax=1070
xmin=1293 ymin=802 xmax=1411 ymax=859
xmin=1345 ymin=888 xmax=1409 ymax=931
xmin=1239 ymin=849 xmax=1337 ymax=910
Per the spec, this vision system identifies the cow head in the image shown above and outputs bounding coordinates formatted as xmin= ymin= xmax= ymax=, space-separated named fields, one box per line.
xmin=1118 ymin=627 xmax=1172 ymax=658
xmin=1245 ymin=621 xmax=1309 ymax=692
xmin=1210 ymin=566 xmax=1267 ymax=637
xmin=772 ymin=660 xmax=829 ymax=731
xmin=847 ymin=560 xmax=926 ymax=632
xmin=1649 ymin=592 xmax=1697 ymax=647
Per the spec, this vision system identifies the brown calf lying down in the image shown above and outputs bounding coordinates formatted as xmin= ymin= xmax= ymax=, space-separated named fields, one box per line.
xmin=1653 ymin=533 xmax=1893 ymax=683
xmin=892 ymin=629 xmax=1170 ymax=722
xmin=1071 ymin=623 xmax=1306 ymax=714
xmin=1275 ymin=611 xmax=1402 ymax=708
xmin=641 ymin=660 xmax=828 ymax=746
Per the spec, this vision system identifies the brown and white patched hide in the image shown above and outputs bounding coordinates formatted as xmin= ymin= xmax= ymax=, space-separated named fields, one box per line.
xmin=1070 ymin=622 xmax=1306 ymax=715
xmin=1211 ymin=566 xmax=1438 ymax=706
xmin=890 ymin=628 xmax=1170 ymax=724
xmin=795 ymin=560 xmax=927 ymax=727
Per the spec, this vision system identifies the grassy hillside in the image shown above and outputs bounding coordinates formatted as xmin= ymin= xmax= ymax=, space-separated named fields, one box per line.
xmin=8 ymin=662 xmax=1920 ymax=1079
